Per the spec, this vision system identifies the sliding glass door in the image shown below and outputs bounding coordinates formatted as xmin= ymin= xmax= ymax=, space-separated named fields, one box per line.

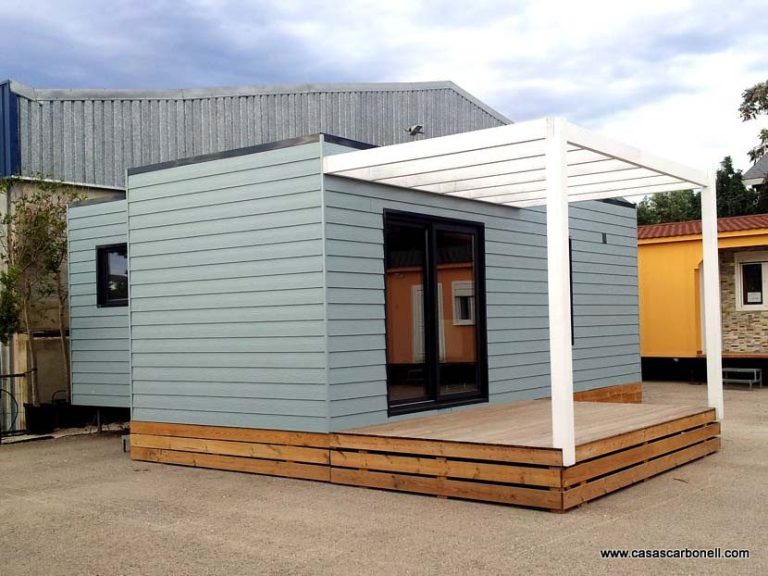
xmin=384 ymin=211 xmax=487 ymax=414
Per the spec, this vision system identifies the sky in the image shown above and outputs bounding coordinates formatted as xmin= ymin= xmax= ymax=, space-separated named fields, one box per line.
xmin=1 ymin=0 xmax=766 ymax=172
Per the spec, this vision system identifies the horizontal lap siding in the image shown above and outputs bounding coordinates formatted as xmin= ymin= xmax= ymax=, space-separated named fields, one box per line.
xmin=128 ymin=143 xmax=328 ymax=432
xmin=324 ymin=177 xmax=639 ymax=429
xmin=569 ymin=201 xmax=641 ymax=390
xmin=68 ymin=200 xmax=130 ymax=407
xmin=324 ymin=177 xmax=551 ymax=430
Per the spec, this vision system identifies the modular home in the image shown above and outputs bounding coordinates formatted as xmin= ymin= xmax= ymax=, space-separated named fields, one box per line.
xmin=639 ymin=214 xmax=768 ymax=381
xmin=68 ymin=120 xmax=724 ymax=511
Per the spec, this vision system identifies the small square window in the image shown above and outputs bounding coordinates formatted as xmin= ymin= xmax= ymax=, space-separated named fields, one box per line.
xmin=742 ymin=263 xmax=763 ymax=305
xmin=96 ymin=244 xmax=128 ymax=307
xmin=452 ymin=280 xmax=475 ymax=325
xmin=735 ymin=251 xmax=768 ymax=311
xmin=457 ymin=295 xmax=472 ymax=321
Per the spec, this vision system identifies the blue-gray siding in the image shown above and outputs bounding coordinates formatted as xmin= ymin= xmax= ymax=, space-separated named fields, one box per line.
xmin=68 ymin=200 xmax=130 ymax=408
xmin=127 ymin=142 xmax=328 ymax=431
xmin=13 ymin=81 xmax=507 ymax=188
xmin=72 ymin=140 xmax=640 ymax=429
xmin=570 ymin=201 xmax=640 ymax=388
xmin=323 ymin=176 xmax=640 ymax=430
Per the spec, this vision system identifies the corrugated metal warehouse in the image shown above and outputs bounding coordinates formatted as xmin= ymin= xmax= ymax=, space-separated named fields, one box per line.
xmin=1 ymin=79 xmax=509 ymax=188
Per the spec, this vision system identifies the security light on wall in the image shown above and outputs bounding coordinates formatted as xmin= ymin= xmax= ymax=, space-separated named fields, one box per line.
xmin=406 ymin=124 xmax=424 ymax=136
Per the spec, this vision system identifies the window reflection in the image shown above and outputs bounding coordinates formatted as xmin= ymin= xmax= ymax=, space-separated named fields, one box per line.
xmin=385 ymin=221 xmax=428 ymax=403
xmin=436 ymin=231 xmax=478 ymax=397
xmin=385 ymin=214 xmax=485 ymax=411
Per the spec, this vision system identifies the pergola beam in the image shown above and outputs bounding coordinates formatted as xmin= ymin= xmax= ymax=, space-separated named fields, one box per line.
xmin=377 ymin=156 xmax=548 ymax=188
xmin=447 ymin=179 xmax=695 ymax=207
xmin=324 ymin=118 xmax=548 ymax=174
xmin=545 ymin=118 xmax=576 ymax=466
xmin=701 ymin=173 xmax=724 ymax=419
xmin=322 ymin=116 xmax=723 ymax=468
xmin=564 ymin=121 xmax=709 ymax=187
xmin=333 ymin=140 xmax=547 ymax=182
xmin=506 ymin=182 xmax=698 ymax=207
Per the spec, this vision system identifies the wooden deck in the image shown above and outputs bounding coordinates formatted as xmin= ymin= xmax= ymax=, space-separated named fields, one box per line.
xmin=131 ymin=398 xmax=720 ymax=512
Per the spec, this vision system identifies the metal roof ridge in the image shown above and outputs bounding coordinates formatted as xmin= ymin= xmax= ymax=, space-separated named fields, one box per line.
xmin=6 ymin=79 xmax=512 ymax=125
xmin=10 ymin=79 xmax=453 ymax=99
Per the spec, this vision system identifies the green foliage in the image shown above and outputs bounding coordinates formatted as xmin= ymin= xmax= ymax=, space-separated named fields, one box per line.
xmin=740 ymin=80 xmax=768 ymax=164
xmin=0 ymin=178 xmax=83 ymax=299
xmin=636 ymin=190 xmax=701 ymax=225
xmin=747 ymin=128 xmax=768 ymax=165
xmin=636 ymin=157 xmax=756 ymax=224
xmin=739 ymin=80 xmax=768 ymax=121
xmin=0 ymin=176 xmax=85 ymax=404
xmin=0 ymin=269 xmax=21 ymax=345
xmin=716 ymin=156 xmax=752 ymax=217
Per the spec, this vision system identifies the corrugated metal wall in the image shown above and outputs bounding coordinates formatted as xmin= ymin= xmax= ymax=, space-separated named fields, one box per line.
xmin=16 ymin=85 xmax=507 ymax=188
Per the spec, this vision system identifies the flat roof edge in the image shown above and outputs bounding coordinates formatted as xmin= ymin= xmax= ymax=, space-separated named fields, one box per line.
xmin=127 ymin=133 xmax=375 ymax=177
xmin=69 ymin=196 xmax=127 ymax=209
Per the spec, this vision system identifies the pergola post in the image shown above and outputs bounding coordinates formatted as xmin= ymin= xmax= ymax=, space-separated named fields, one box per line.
xmin=701 ymin=174 xmax=724 ymax=419
xmin=545 ymin=118 xmax=576 ymax=466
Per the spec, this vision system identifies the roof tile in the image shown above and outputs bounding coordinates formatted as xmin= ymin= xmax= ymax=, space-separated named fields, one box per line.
xmin=638 ymin=213 xmax=768 ymax=239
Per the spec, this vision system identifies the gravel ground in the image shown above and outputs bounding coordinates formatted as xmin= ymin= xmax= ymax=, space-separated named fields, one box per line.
xmin=0 ymin=381 xmax=765 ymax=575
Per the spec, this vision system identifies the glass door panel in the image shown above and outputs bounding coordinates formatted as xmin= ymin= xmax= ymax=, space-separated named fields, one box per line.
xmin=385 ymin=220 xmax=429 ymax=404
xmin=435 ymin=229 xmax=479 ymax=398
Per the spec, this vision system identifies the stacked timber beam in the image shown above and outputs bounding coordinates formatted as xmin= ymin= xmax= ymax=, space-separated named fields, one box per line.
xmin=573 ymin=382 xmax=642 ymax=403
xmin=130 ymin=422 xmax=330 ymax=482
xmin=130 ymin=408 xmax=719 ymax=512
xmin=330 ymin=434 xmax=563 ymax=510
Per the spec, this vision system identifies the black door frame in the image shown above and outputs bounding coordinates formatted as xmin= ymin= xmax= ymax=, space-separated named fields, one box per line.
xmin=384 ymin=209 xmax=488 ymax=416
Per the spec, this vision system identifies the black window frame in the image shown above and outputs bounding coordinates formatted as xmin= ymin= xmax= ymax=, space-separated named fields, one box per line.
xmin=96 ymin=243 xmax=128 ymax=308
xmin=740 ymin=262 xmax=764 ymax=306
xmin=383 ymin=210 xmax=488 ymax=416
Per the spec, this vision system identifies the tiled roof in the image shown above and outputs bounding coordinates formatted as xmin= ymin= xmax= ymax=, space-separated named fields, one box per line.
xmin=638 ymin=213 xmax=768 ymax=240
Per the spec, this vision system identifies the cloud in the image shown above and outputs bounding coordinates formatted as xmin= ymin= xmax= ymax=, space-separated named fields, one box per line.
xmin=2 ymin=0 xmax=766 ymax=170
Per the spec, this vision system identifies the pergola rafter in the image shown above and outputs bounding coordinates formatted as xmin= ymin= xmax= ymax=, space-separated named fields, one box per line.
xmin=323 ymin=117 xmax=723 ymax=466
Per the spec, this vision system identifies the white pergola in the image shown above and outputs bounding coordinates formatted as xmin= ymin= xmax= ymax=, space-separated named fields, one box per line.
xmin=323 ymin=117 xmax=723 ymax=466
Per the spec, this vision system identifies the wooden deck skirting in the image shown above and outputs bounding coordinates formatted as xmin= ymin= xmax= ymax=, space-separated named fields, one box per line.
xmin=130 ymin=405 xmax=719 ymax=512
xmin=573 ymin=382 xmax=642 ymax=404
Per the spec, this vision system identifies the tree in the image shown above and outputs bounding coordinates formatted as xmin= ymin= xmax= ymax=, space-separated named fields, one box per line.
xmin=635 ymin=156 xmax=758 ymax=224
xmin=0 ymin=177 xmax=83 ymax=405
xmin=716 ymin=156 xmax=752 ymax=217
xmin=740 ymin=80 xmax=768 ymax=163
xmin=636 ymin=190 xmax=701 ymax=225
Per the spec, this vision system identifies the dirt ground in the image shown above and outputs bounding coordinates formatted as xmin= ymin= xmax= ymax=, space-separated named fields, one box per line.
xmin=1 ymin=381 xmax=765 ymax=576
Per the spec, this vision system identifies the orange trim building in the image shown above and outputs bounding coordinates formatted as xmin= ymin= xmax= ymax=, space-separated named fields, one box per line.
xmin=638 ymin=214 xmax=768 ymax=377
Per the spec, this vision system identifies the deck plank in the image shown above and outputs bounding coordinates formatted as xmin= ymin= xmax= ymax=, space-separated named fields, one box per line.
xmin=345 ymin=400 xmax=712 ymax=450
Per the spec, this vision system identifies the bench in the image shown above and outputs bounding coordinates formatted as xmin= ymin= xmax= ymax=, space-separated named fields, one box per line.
xmin=722 ymin=367 xmax=762 ymax=390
